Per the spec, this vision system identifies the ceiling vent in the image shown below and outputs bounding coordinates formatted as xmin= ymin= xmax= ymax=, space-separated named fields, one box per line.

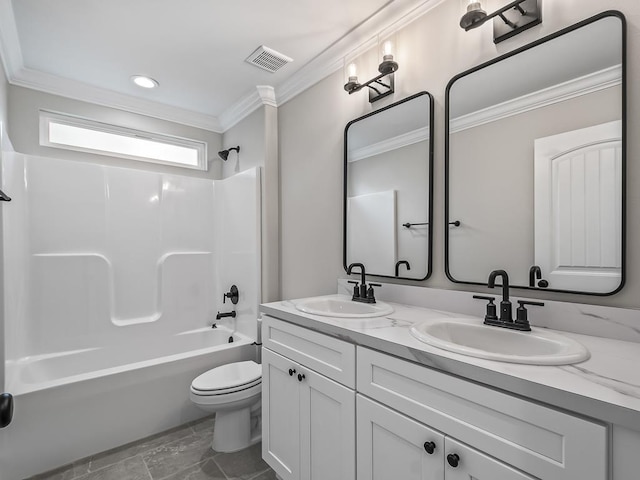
xmin=245 ymin=46 xmax=293 ymax=73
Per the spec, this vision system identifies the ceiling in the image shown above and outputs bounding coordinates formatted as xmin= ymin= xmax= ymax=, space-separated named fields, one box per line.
xmin=0 ymin=0 xmax=438 ymax=132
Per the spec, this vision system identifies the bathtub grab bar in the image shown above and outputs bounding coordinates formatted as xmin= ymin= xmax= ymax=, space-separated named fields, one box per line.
xmin=0 ymin=393 xmax=13 ymax=428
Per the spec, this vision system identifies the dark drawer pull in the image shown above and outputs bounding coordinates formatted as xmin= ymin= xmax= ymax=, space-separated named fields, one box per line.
xmin=423 ymin=441 xmax=436 ymax=454
xmin=447 ymin=453 xmax=460 ymax=468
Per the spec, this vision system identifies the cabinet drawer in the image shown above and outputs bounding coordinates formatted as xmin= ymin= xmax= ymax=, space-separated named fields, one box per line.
xmin=262 ymin=315 xmax=356 ymax=388
xmin=357 ymin=347 xmax=607 ymax=480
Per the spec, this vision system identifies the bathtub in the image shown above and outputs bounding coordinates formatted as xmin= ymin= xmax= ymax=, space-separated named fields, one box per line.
xmin=0 ymin=325 xmax=256 ymax=480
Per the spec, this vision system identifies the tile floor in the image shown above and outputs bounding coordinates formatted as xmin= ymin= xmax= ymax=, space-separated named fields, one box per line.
xmin=27 ymin=415 xmax=276 ymax=480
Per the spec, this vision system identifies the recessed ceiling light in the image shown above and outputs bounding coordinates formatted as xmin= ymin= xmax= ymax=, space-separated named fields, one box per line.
xmin=131 ymin=75 xmax=159 ymax=89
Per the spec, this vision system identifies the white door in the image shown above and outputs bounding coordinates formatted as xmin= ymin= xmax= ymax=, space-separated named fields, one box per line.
xmin=444 ymin=437 xmax=536 ymax=480
xmin=299 ymin=365 xmax=356 ymax=480
xmin=262 ymin=348 xmax=301 ymax=480
xmin=357 ymin=395 xmax=445 ymax=480
xmin=534 ymin=121 xmax=622 ymax=292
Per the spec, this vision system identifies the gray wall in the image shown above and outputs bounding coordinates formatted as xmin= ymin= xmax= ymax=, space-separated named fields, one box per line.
xmin=222 ymin=106 xmax=280 ymax=302
xmin=221 ymin=108 xmax=264 ymax=178
xmin=8 ymin=85 xmax=223 ymax=180
xmin=279 ymin=0 xmax=640 ymax=308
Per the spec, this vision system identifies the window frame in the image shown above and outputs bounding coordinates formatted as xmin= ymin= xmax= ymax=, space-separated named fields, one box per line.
xmin=39 ymin=110 xmax=208 ymax=171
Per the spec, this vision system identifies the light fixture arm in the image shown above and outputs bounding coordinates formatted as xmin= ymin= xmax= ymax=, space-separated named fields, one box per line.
xmin=463 ymin=0 xmax=529 ymax=31
xmin=460 ymin=0 xmax=541 ymax=43
xmin=346 ymin=69 xmax=396 ymax=98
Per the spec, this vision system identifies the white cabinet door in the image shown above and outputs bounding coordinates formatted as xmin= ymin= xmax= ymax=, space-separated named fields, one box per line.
xmin=262 ymin=348 xmax=301 ymax=480
xmin=444 ymin=438 xmax=536 ymax=480
xmin=299 ymin=365 xmax=356 ymax=480
xmin=357 ymin=395 xmax=445 ymax=480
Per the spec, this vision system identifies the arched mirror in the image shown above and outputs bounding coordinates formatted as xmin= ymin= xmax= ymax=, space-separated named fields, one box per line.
xmin=344 ymin=92 xmax=434 ymax=280
xmin=445 ymin=11 xmax=626 ymax=295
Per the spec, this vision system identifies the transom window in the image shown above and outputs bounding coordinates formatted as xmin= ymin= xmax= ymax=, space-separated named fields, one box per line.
xmin=40 ymin=111 xmax=208 ymax=170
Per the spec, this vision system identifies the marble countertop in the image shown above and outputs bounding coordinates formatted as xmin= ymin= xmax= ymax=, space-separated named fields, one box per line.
xmin=260 ymin=294 xmax=640 ymax=430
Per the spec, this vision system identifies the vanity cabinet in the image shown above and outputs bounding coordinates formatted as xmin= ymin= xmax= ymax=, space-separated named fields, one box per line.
xmin=261 ymin=316 xmax=356 ymax=480
xmin=261 ymin=315 xmax=608 ymax=480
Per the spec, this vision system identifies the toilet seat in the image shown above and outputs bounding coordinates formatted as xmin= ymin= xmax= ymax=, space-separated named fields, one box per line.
xmin=191 ymin=361 xmax=262 ymax=395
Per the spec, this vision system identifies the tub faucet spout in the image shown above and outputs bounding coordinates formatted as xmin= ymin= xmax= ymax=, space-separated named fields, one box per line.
xmin=216 ymin=311 xmax=236 ymax=320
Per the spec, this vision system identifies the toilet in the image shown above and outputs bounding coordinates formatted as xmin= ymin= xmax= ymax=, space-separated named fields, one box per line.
xmin=190 ymin=360 xmax=262 ymax=453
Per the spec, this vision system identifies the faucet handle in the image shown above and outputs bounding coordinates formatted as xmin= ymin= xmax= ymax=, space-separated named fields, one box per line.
xmin=473 ymin=295 xmax=498 ymax=321
xmin=223 ymin=285 xmax=239 ymax=305
xmin=366 ymin=283 xmax=382 ymax=298
xmin=366 ymin=283 xmax=381 ymax=302
xmin=515 ymin=300 xmax=544 ymax=330
xmin=348 ymin=280 xmax=360 ymax=298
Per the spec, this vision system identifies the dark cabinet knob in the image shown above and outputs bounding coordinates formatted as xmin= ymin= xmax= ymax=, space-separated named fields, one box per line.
xmin=423 ymin=441 xmax=436 ymax=454
xmin=447 ymin=453 xmax=460 ymax=468
xmin=288 ymin=368 xmax=296 ymax=376
xmin=297 ymin=373 xmax=306 ymax=382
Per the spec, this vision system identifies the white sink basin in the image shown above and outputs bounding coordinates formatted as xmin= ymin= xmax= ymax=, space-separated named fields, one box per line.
xmin=295 ymin=296 xmax=394 ymax=318
xmin=410 ymin=318 xmax=589 ymax=365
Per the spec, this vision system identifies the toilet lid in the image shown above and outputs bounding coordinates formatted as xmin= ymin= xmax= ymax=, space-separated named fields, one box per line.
xmin=192 ymin=361 xmax=262 ymax=392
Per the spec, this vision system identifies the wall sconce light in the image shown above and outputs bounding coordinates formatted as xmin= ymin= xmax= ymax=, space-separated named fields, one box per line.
xmin=460 ymin=0 xmax=541 ymax=43
xmin=344 ymin=38 xmax=398 ymax=103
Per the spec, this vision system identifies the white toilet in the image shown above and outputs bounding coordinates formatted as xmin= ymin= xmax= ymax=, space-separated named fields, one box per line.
xmin=190 ymin=360 xmax=262 ymax=453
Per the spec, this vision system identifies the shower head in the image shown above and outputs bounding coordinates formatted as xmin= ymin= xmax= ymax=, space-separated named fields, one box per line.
xmin=218 ymin=146 xmax=240 ymax=161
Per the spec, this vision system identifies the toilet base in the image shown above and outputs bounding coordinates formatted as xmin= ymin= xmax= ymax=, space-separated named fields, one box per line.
xmin=212 ymin=403 xmax=262 ymax=453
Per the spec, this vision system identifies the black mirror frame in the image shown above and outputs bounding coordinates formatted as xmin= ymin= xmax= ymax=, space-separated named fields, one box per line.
xmin=444 ymin=10 xmax=627 ymax=296
xmin=343 ymin=91 xmax=435 ymax=281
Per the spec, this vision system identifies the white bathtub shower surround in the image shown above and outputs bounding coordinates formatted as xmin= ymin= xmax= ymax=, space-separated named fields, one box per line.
xmin=214 ymin=167 xmax=262 ymax=342
xmin=0 ymin=153 xmax=262 ymax=479
xmin=2 ymin=154 xmax=261 ymax=394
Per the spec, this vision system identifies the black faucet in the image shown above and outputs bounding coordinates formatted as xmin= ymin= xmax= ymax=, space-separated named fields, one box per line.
xmin=488 ymin=269 xmax=512 ymax=323
xmin=216 ymin=311 xmax=236 ymax=320
xmin=395 ymin=260 xmax=411 ymax=277
xmin=474 ymin=269 xmax=544 ymax=331
xmin=346 ymin=263 xmax=379 ymax=303
xmin=528 ymin=266 xmax=549 ymax=288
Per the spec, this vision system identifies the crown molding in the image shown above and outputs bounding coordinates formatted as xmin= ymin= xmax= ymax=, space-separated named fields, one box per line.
xmin=450 ymin=65 xmax=622 ymax=134
xmin=218 ymin=86 xmax=274 ymax=132
xmin=257 ymin=85 xmax=277 ymax=107
xmin=348 ymin=126 xmax=429 ymax=162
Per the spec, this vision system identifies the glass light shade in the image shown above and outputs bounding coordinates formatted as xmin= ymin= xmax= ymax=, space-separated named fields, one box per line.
xmin=382 ymin=40 xmax=394 ymax=58
xmin=347 ymin=63 xmax=358 ymax=79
